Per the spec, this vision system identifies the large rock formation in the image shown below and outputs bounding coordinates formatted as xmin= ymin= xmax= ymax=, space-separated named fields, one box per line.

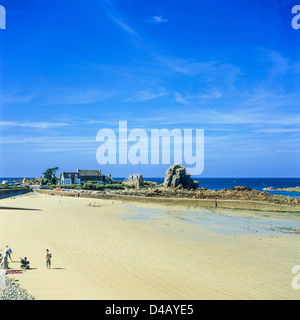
xmin=163 ymin=164 xmax=199 ymax=189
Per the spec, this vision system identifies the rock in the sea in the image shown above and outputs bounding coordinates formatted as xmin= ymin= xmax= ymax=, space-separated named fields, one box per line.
xmin=231 ymin=186 xmax=252 ymax=191
xmin=163 ymin=164 xmax=199 ymax=189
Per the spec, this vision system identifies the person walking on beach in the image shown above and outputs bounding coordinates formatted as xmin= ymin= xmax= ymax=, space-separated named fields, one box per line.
xmin=45 ymin=249 xmax=52 ymax=269
xmin=5 ymin=246 xmax=12 ymax=261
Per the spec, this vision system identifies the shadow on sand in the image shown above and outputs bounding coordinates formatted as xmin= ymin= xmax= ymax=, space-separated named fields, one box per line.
xmin=0 ymin=206 xmax=41 ymax=211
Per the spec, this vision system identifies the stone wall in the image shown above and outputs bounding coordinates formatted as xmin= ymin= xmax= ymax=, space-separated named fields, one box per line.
xmin=0 ymin=188 xmax=32 ymax=199
xmin=34 ymin=189 xmax=300 ymax=212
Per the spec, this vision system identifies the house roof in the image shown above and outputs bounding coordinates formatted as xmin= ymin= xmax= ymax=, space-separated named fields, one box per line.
xmin=123 ymin=174 xmax=143 ymax=182
xmin=78 ymin=170 xmax=103 ymax=177
xmin=59 ymin=169 xmax=113 ymax=180
xmin=60 ymin=172 xmax=79 ymax=179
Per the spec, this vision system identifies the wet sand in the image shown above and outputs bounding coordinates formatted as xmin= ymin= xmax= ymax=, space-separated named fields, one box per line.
xmin=0 ymin=192 xmax=299 ymax=300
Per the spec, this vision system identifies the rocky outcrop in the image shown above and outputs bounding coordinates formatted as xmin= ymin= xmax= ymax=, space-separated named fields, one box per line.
xmin=36 ymin=186 xmax=300 ymax=210
xmin=163 ymin=164 xmax=199 ymax=189
xmin=263 ymin=186 xmax=300 ymax=192
xmin=17 ymin=177 xmax=42 ymax=185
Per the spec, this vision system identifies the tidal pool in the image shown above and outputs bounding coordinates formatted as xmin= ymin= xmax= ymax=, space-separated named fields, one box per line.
xmin=121 ymin=203 xmax=300 ymax=236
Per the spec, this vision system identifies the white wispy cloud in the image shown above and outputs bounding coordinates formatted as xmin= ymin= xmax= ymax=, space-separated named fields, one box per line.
xmin=174 ymin=92 xmax=189 ymax=105
xmin=152 ymin=16 xmax=168 ymax=23
xmin=153 ymin=56 xmax=241 ymax=80
xmin=0 ymin=121 xmax=70 ymax=129
xmin=197 ymin=90 xmax=223 ymax=100
xmin=43 ymin=89 xmax=116 ymax=105
xmin=129 ymin=90 xmax=300 ymax=128
xmin=267 ymin=50 xmax=289 ymax=80
xmin=124 ymin=88 xmax=169 ymax=102
xmin=253 ymin=128 xmax=300 ymax=134
xmin=102 ymin=0 xmax=139 ymax=38
xmin=174 ymin=89 xmax=223 ymax=105
xmin=109 ymin=14 xmax=139 ymax=37
xmin=0 ymin=93 xmax=36 ymax=105
xmin=0 ymin=134 xmax=98 ymax=154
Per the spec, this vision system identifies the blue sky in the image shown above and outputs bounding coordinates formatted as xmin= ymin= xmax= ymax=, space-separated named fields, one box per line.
xmin=0 ymin=0 xmax=300 ymax=178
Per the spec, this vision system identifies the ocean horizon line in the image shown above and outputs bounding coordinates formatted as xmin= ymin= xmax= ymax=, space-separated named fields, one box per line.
xmin=1 ymin=177 xmax=299 ymax=198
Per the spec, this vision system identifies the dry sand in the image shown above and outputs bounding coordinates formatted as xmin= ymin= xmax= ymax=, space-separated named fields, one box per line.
xmin=0 ymin=192 xmax=299 ymax=300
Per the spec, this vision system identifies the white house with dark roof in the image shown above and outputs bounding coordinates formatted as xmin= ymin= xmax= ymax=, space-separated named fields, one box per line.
xmin=58 ymin=171 xmax=81 ymax=185
xmin=58 ymin=169 xmax=113 ymax=186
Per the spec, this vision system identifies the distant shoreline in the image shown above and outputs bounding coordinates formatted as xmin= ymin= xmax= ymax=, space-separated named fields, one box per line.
xmin=263 ymin=187 xmax=300 ymax=192
xmin=2 ymin=177 xmax=300 ymax=196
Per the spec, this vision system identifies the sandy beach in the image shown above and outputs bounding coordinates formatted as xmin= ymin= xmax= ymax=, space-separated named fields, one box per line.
xmin=0 ymin=192 xmax=299 ymax=300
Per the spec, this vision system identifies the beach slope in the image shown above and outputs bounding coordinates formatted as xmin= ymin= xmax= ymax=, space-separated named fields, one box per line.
xmin=0 ymin=193 xmax=299 ymax=300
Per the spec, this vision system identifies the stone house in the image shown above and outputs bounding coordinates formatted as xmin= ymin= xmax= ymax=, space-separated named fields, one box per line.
xmin=123 ymin=173 xmax=144 ymax=188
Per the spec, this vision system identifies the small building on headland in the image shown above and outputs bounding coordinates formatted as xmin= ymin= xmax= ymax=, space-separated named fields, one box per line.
xmin=123 ymin=173 xmax=144 ymax=188
xmin=58 ymin=169 xmax=113 ymax=186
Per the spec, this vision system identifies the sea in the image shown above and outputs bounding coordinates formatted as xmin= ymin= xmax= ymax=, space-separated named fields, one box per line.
xmin=119 ymin=177 xmax=300 ymax=198
xmin=1 ymin=177 xmax=300 ymax=198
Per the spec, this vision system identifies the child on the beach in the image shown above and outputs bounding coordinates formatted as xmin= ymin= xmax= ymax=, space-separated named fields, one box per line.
xmin=45 ymin=249 xmax=52 ymax=269
xmin=5 ymin=246 xmax=12 ymax=261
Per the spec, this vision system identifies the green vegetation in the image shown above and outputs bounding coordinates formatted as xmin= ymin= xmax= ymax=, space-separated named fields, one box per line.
xmin=144 ymin=181 xmax=159 ymax=187
xmin=42 ymin=167 xmax=59 ymax=185
xmin=0 ymin=184 xmax=31 ymax=190
xmin=51 ymin=182 xmax=136 ymax=191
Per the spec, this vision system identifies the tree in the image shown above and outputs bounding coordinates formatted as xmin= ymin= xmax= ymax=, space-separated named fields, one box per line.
xmin=43 ymin=167 xmax=59 ymax=185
